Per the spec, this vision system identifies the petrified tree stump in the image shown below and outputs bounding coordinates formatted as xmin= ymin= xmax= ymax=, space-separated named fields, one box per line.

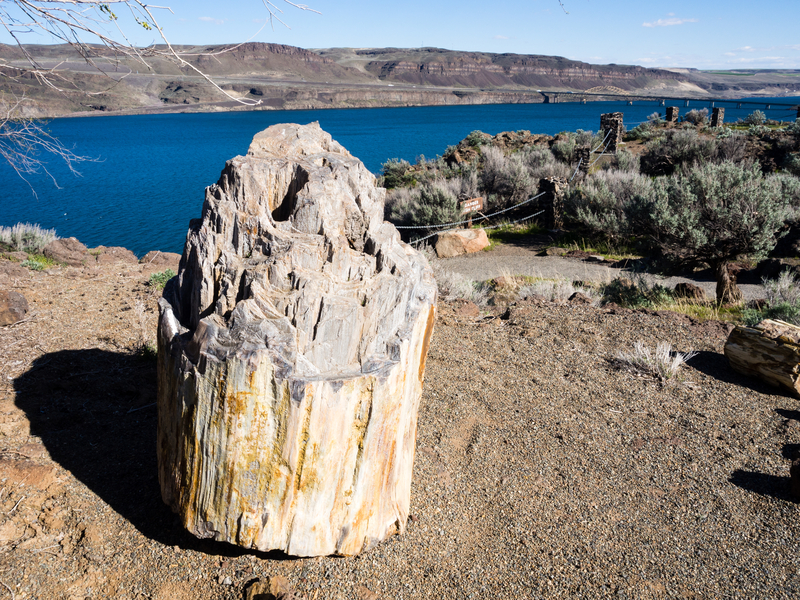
xmin=724 ymin=319 xmax=800 ymax=398
xmin=156 ymin=123 xmax=437 ymax=556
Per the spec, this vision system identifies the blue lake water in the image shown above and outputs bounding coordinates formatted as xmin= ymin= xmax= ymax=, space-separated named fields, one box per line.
xmin=2 ymin=97 xmax=798 ymax=256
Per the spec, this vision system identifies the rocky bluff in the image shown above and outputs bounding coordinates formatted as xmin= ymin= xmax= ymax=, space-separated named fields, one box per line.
xmin=156 ymin=123 xmax=437 ymax=556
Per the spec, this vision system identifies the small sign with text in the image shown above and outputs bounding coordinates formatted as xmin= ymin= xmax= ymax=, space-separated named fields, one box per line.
xmin=459 ymin=197 xmax=484 ymax=215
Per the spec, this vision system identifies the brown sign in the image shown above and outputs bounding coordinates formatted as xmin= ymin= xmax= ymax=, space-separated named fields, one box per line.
xmin=459 ymin=197 xmax=484 ymax=215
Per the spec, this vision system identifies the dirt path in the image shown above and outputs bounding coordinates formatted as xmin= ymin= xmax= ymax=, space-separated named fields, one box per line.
xmin=440 ymin=239 xmax=767 ymax=301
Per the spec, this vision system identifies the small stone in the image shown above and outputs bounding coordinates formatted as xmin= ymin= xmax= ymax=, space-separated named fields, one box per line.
xmin=220 ymin=576 xmax=233 ymax=586
xmin=454 ymin=300 xmax=480 ymax=318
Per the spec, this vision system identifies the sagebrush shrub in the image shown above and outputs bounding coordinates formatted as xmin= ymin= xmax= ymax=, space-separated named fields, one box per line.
xmin=683 ymin=108 xmax=709 ymax=126
xmin=387 ymin=180 xmax=461 ymax=229
xmin=520 ymin=147 xmax=572 ymax=181
xmin=479 ymin=146 xmax=536 ymax=209
xmin=743 ymin=270 xmax=800 ymax=327
xmin=0 ymin=222 xmax=58 ymax=253
xmin=381 ymin=158 xmax=413 ymax=189
xmin=744 ymin=110 xmax=767 ymax=126
xmin=632 ymin=161 xmax=790 ymax=302
xmin=640 ymin=129 xmax=716 ymax=176
xmin=566 ymin=170 xmax=653 ymax=240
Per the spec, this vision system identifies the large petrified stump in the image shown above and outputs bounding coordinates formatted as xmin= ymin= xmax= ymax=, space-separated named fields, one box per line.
xmin=725 ymin=319 xmax=800 ymax=398
xmin=157 ymin=123 xmax=437 ymax=556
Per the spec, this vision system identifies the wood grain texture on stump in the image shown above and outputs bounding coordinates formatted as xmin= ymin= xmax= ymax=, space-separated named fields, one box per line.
xmin=156 ymin=122 xmax=437 ymax=556
xmin=724 ymin=319 xmax=800 ymax=398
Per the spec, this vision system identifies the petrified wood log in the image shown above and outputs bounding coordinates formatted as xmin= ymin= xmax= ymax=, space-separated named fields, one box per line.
xmin=156 ymin=122 xmax=437 ymax=556
xmin=724 ymin=319 xmax=800 ymax=398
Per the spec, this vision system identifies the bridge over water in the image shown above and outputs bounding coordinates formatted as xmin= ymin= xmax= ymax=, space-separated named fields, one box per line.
xmin=539 ymin=87 xmax=800 ymax=117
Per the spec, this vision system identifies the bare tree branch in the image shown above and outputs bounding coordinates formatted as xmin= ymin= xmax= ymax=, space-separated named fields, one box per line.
xmin=0 ymin=1 xmax=317 ymax=183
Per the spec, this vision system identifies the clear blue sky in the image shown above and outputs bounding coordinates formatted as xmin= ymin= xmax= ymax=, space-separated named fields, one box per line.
xmin=4 ymin=0 xmax=800 ymax=70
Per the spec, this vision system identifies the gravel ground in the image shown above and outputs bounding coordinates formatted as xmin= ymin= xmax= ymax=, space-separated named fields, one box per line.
xmin=441 ymin=241 xmax=767 ymax=301
xmin=1 ymin=251 xmax=798 ymax=600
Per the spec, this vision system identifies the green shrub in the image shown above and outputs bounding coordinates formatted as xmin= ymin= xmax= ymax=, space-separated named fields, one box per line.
xmin=465 ymin=130 xmax=490 ymax=148
xmin=625 ymin=122 xmax=657 ymax=142
xmin=632 ymin=161 xmax=790 ymax=302
xmin=0 ymin=222 xmax=58 ymax=253
xmin=742 ymin=270 xmax=800 ymax=326
xmin=21 ymin=254 xmax=59 ymax=271
xmin=148 ymin=269 xmax=176 ymax=290
xmin=601 ymin=275 xmax=673 ymax=309
xmin=380 ymin=158 xmax=414 ymax=189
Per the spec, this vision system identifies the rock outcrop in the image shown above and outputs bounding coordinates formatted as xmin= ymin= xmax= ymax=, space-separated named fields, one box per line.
xmin=156 ymin=123 xmax=437 ymax=557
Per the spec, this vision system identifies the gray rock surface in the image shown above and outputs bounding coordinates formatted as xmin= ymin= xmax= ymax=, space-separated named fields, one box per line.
xmin=157 ymin=122 xmax=437 ymax=557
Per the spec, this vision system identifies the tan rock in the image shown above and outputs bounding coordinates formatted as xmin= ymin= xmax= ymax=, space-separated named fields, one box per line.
xmin=157 ymin=123 xmax=437 ymax=557
xmin=93 ymin=246 xmax=138 ymax=264
xmin=0 ymin=289 xmax=28 ymax=326
xmin=43 ymin=237 xmax=90 ymax=266
xmin=139 ymin=250 xmax=182 ymax=269
xmin=434 ymin=228 xmax=490 ymax=258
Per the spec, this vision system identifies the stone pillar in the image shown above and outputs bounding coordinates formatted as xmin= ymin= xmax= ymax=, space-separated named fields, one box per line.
xmin=684 ymin=100 xmax=690 ymax=107
xmin=599 ymin=112 xmax=624 ymax=154
xmin=711 ymin=107 xmax=725 ymax=128
xmin=575 ymin=147 xmax=590 ymax=175
xmin=666 ymin=106 xmax=679 ymax=122
xmin=538 ymin=177 xmax=567 ymax=230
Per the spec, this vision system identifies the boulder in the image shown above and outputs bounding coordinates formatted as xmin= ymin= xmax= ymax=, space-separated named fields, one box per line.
xmin=568 ymin=292 xmax=593 ymax=305
xmin=93 ymin=246 xmax=138 ymax=265
xmin=139 ymin=251 xmax=182 ymax=269
xmin=0 ymin=289 xmax=28 ymax=326
xmin=673 ymin=282 xmax=707 ymax=302
xmin=43 ymin=237 xmax=89 ymax=266
xmin=157 ymin=123 xmax=437 ymax=557
xmin=434 ymin=228 xmax=490 ymax=258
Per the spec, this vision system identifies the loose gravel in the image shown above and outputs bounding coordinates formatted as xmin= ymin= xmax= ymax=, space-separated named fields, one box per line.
xmin=0 ymin=254 xmax=798 ymax=599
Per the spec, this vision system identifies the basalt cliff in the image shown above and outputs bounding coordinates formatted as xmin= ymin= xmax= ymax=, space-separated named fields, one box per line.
xmin=1 ymin=43 xmax=798 ymax=118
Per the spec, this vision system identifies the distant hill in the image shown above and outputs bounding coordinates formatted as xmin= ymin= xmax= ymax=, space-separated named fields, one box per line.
xmin=1 ymin=43 xmax=798 ymax=118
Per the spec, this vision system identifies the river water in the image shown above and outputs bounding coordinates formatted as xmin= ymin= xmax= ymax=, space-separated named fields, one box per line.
xmin=2 ymin=98 xmax=798 ymax=255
